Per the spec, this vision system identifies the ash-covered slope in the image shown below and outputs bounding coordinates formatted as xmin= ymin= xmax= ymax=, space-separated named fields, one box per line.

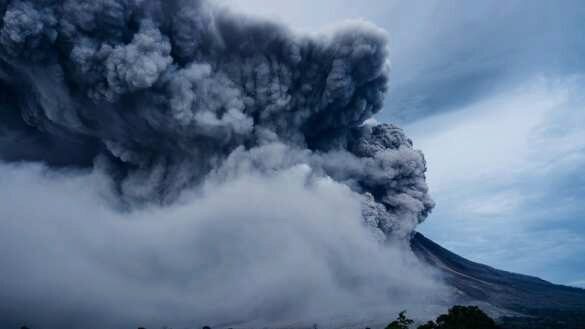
xmin=411 ymin=232 xmax=585 ymax=321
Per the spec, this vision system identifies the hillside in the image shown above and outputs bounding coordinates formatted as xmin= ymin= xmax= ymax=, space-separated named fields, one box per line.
xmin=411 ymin=233 xmax=585 ymax=328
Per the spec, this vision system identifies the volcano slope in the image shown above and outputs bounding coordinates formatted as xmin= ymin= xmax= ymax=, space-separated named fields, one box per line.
xmin=411 ymin=232 xmax=585 ymax=328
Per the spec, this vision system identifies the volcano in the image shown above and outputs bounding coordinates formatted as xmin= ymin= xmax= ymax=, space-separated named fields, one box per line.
xmin=1 ymin=1 xmax=584 ymax=328
xmin=411 ymin=232 xmax=585 ymax=328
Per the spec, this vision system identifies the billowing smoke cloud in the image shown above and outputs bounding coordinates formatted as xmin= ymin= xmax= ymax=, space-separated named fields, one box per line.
xmin=0 ymin=162 xmax=447 ymax=329
xmin=0 ymin=0 xmax=443 ymax=327
xmin=0 ymin=0 xmax=433 ymax=237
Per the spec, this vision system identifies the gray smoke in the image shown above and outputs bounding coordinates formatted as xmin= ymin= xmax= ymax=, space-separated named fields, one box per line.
xmin=0 ymin=0 xmax=433 ymax=238
xmin=0 ymin=0 xmax=442 ymax=327
xmin=0 ymin=161 xmax=448 ymax=329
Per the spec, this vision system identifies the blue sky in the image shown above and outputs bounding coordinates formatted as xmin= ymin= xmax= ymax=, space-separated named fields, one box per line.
xmin=224 ymin=0 xmax=585 ymax=287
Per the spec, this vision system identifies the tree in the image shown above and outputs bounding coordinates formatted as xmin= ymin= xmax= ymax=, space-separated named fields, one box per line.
xmin=385 ymin=311 xmax=415 ymax=329
xmin=417 ymin=305 xmax=498 ymax=329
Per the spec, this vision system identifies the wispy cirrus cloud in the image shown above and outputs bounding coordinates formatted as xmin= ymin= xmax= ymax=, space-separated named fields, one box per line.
xmin=408 ymin=77 xmax=585 ymax=285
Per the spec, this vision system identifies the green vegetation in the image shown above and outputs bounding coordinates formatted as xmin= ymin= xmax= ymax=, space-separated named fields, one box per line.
xmin=385 ymin=311 xmax=415 ymax=329
xmin=386 ymin=305 xmax=499 ymax=329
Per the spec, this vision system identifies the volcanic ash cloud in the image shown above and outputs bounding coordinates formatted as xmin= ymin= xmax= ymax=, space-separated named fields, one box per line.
xmin=0 ymin=0 xmax=445 ymax=328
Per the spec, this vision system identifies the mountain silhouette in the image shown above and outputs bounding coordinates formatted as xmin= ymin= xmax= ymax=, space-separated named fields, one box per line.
xmin=412 ymin=232 xmax=585 ymax=328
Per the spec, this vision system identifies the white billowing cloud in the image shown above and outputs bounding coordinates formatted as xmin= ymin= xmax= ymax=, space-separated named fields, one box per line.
xmin=0 ymin=162 xmax=448 ymax=329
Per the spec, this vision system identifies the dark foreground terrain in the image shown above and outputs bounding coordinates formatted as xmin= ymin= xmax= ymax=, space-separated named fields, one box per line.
xmin=412 ymin=233 xmax=585 ymax=329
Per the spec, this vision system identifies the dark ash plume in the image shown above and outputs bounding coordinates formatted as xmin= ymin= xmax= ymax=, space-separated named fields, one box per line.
xmin=0 ymin=0 xmax=433 ymax=237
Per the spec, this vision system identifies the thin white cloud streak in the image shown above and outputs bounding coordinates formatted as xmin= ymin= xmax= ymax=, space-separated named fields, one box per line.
xmin=570 ymin=280 xmax=585 ymax=289
xmin=406 ymin=76 xmax=585 ymax=284
xmin=407 ymin=77 xmax=576 ymax=194
xmin=0 ymin=162 xmax=448 ymax=329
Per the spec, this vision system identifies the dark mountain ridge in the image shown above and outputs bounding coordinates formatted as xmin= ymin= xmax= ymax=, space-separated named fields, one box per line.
xmin=411 ymin=232 xmax=585 ymax=328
